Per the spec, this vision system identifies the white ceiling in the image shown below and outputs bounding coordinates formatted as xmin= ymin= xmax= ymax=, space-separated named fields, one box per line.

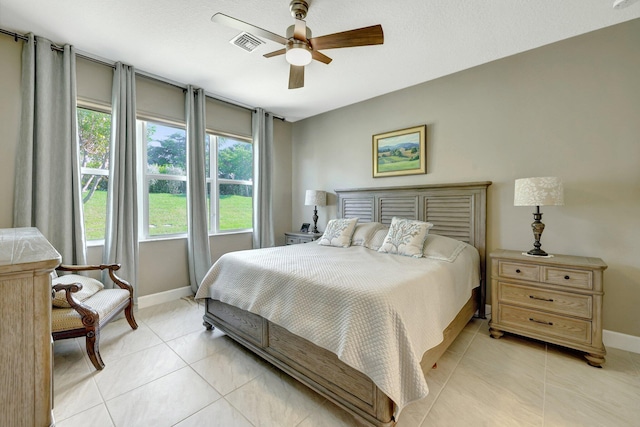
xmin=1 ymin=0 xmax=639 ymax=122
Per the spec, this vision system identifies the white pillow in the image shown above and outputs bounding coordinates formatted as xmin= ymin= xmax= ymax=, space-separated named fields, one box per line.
xmin=317 ymin=218 xmax=359 ymax=248
xmin=351 ymin=222 xmax=386 ymax=246
xmin=422 ymin=234 xmax=468 ymax=262
xmin=378 ymin=217 xmax=433 ymax=258
xmin=364 ymin=227 xmax=389 ymax=251
xmin=52 ymin=274 xmax=104 ymax=308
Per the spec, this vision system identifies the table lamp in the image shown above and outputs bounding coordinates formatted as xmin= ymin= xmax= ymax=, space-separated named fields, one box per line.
xmin=304 ymin=190 xmax=326 ymax=234
xmin=514 ymin=177 xmax=564 ymax=256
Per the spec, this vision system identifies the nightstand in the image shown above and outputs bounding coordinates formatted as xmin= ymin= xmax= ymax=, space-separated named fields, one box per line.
xmin=489 ymin=249 xmax=607 ymax=367
xmin=285 ymin=231 xmax=322 ymax=245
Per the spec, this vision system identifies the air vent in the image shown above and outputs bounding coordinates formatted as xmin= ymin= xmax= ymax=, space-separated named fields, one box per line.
xmin=230 ymin=32 xmax=265 ymax=53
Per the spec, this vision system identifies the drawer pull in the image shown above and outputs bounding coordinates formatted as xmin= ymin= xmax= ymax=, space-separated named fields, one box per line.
xmin=564 ymin=275 xmax=570 ymax=280
xmin=529 ymin=295 xmax=554 ymax=302
xmin=529 ymin=317 xmax=553 ymax=326
xmin=516 ymin=269 xmax=521 ymax=273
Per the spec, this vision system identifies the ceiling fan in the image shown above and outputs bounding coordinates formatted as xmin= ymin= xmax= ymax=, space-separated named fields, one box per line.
xmin=211 ymin=0 xmax=384 ymax=89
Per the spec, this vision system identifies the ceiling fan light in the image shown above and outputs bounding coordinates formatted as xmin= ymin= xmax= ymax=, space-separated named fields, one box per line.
xmin=286 ymin=42 xmax=312 ymax=66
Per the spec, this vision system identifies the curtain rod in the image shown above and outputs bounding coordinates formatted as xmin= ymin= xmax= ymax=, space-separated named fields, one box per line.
xmin=0 ymin=27 xmax=285 ymax=121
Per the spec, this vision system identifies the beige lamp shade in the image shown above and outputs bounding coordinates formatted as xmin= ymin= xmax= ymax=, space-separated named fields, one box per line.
xmin=514 ymin=177 xmax=564 ymax=207
xmin=305 ymin=190 xmax=327 ymax=207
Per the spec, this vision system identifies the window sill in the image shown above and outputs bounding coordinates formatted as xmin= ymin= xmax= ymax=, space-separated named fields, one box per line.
xmin=86 ymin=239 xmax=105 ymax=248
xmin=210 ymin=230 xmax=253 ymax=237
xmin=85 ymin=230 xmax=253 ymax=248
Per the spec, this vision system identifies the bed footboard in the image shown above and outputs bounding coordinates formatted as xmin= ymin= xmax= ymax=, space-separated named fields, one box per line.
xmin=202 ymin=288 xmax=478 ymax=427
xmin=203 ymin=299 xmax=394 ymax=426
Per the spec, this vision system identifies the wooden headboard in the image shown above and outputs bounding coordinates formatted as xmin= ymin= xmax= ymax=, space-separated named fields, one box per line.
xmin=336 ymin=181 xmax=491 ymax=317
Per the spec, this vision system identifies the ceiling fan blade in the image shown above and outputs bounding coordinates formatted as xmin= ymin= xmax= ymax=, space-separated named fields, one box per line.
xmin=211 ymin=13 xmax=288 ymax=45
xmin=309 ymin=24 xmax=383 ymax=50
xmin=288 ymin=65 xmax=305 ymax=89
xmin=293 ymin=18 xmax=307 ymax=41
xmin=311 ymin=50 xmax=332 ymax=64
xmin=264 ymin=48 xmax=286 ymax=58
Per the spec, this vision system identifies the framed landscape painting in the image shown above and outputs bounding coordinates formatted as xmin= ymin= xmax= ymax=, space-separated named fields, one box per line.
xmin=372 ymin=125 xmax=426 ymax=177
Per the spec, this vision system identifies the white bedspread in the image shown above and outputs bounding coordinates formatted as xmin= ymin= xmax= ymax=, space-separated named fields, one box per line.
xmin=195 ymin=243 xmax=479 ymax=412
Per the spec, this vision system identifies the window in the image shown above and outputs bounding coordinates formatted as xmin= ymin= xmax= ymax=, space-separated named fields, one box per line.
xmin=140 ymin=120 xmax=187 ymax=237
xmin=78 ymin=107 xmax=111 ymax=241
xmin=206 ymin=133 xmax=253 ymax=232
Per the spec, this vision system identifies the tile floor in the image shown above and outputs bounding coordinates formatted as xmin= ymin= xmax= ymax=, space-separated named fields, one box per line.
xmin=53 ymin=297 xmax=640 ymax=427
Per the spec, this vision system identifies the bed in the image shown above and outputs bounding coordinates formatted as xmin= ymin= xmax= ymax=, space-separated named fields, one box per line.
xmin=195 ymin=182 xmax=490 ymax=426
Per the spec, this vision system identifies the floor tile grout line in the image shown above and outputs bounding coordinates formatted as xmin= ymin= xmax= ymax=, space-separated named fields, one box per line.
xmin=188 ymin=354 xmax=231 ymax=397
xmin=220 ymin=395 xmax=258 ymax=427
xmin=223 ymin=374 xmax=268 ymax=427
xmin=105 ymin=364 xmax=187 ymax=401
xmin=53 ymin=339 xmax=107 ymax=423
xmin=417 ymin=322 xmax=481 ymax=426
xmin=86 ymin=299 xmax=216 ymax=416
xmin=93 ymin=342 xmax=188 ymax=404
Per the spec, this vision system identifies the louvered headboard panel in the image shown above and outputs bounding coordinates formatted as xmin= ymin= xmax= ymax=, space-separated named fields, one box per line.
xmin=379 ymin=197 xmax=418 ymax=224
xmin=342 ymin=198 xmax=374 ymax=222
xmin=336 ymin=181 xmax=491 ymax=317
xmin=425 ymin=195 xmax=473 ymax=243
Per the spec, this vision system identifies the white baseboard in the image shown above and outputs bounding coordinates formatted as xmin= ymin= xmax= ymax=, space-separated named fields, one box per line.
xmin=137 ymin=286 xmax=193 ymax=309
xmin=603 ymin=329 xmax=640 ymax=354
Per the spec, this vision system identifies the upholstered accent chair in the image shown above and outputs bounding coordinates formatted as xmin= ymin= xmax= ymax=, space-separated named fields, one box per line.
xmin=51 ymin=263 xmax=137 ymax=370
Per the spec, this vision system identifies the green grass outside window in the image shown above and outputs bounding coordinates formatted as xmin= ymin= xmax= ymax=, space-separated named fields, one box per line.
xmin=83 ymin=190 xmax=252 ymax=240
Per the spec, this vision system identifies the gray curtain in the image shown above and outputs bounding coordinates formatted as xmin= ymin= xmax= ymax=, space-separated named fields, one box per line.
xmin=186 ymin=86 xmax=212 ymax=293
xmin=103 ymin=63 xmax=138 ymax=294
xmin=13 ymin=34 xmax=87 ymax=265
xmin=251 ymin=108 xmax=275 ymax=249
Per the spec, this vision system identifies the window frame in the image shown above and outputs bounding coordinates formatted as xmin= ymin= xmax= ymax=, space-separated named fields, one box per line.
xmin=77 ymin=102 xmax=112 ymax=243
xmin=138 ymin=118 xmax=188 ymax=240
xmin=206 ymin=130 xmax=254 ymax=234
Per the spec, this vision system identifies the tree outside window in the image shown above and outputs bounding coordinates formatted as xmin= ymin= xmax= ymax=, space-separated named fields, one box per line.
xmin=78 ymin=107 xmax=111 ymax=241
xmin=142 ymin=121 xmax=187 ymax=237
xmin=206 ymin=134 xmax=253 ymax=232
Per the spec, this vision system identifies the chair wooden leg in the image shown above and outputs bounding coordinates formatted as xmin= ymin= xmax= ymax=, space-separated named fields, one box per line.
xmin=85 ymin=329 xmax=105 ymax=370
xmin=125 ymin=303 xmax=138 ymax=330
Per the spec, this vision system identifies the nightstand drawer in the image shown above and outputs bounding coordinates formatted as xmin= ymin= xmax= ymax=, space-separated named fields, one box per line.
xmin=543 ymin=267 xmax=592 ymax=290
xmin=498 ymin=261 xmax=540 ymax=281
xmin=498 ymin=282 xmax=592 ymax=319
xmin=285 ymin=232 xmax=322 ymax=245
xmin=499 ymin=305 xmax=592 ymax=345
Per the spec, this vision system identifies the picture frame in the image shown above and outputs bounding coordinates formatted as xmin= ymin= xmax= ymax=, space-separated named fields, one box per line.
xmin=372 ymin=125 xmax=426 ymax=178
xmin=300 ymin=223 xmax=310 ymax=233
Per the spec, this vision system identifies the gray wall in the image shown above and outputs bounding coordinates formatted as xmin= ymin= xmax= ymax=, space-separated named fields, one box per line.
xmin=291 ymin=19 xmax=640 ymax=337
xmin=0 ymin=36 xmax=293 ymax=297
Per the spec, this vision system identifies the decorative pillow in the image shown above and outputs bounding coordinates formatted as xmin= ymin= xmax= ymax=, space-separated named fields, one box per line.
xmin=422 ymin=234 xmax=468 ymax=262
xmin=317 ymin=218 xmax=359 ymax=248
xmin=364 ymin=227 xmax=390 ymax=251
xmin=52 ymin=274 xmax=104 ymax=308
xmin=378 ymin=217 xmax=433 ymax=258
xmin=351 ymin=222 xmax=387 ymax=246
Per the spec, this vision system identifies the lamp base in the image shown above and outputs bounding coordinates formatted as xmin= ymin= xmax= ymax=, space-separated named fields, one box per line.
xmin=528 ymin=207 xmax=548 ymax=257
xmin=526 ymin=248 xmax=549 ymax=256
xmin=312 ymin=206 xmax=319 ymax=234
